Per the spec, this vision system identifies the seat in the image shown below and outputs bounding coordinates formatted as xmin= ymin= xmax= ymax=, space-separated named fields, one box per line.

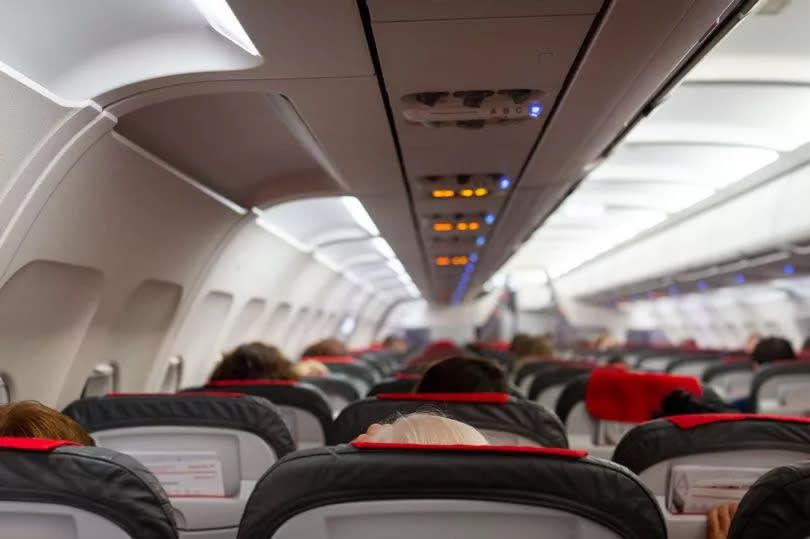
xmin=555 ymin=369 xmax=702 ymax=458
xmin=0 ymin=437 xmax=176 ymax=539
xmin=367 ymin=374 xmax=421 ymax=396
xmin=728 ymin=461 xmax=810 ymax=539
xmin=751 ymin=361 xmax=810 ymax=414
xmin=527 ymin=365 xmax=592 ymax=411
xmin=514 ymin=359 xmax=558 ymax=394
xmin=637 ymin=354 xmax=681 ymax=372
xmin=236 ymin=443 xmax=666 ymax=539
xmin=665 ymin=355 xmax=722 ymax=377
xmin=305 ymin=356 xmax=378 ymax=393
xmin=701 ymin=360 xmax=753 ymax=402
xmin=613 ymin=414 xmax=810 ymax=539
xmin=329 ymin=392 xmax=567 ymax=447
xmin=63 ymin=392 xmax=295 ymax=539
xmin=300 ymin=375 xmax=360 ymax=414
xmin=201 ymin=380 xmax=332 ymax=449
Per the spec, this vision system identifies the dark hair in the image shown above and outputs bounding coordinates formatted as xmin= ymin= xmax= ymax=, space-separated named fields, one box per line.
xmin=751 ymin=337 xmax=796 ymax=366
xmin=209 ymin=342 xmax=298 ymax=382
xmin=802 ymin=337 xmax=810 ymax=352
xmin=415 ymin=356 xmax=508 ymax=393
xmin=0 ymin=401 xmax=95 ymax=445
xmin=302 ymin=338 xmax=347 ymax=358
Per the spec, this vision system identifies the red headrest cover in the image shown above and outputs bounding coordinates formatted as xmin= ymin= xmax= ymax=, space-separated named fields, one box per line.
xmin=668 ymin=413 xmax=810 ymax=429
xmin=585 ymin=369 xmax=702 ymax=422
xmin=206 ymin=379 xmax=298 ymax=387
xmin=376 ymin=393 xmax=510 ymax=404
xmin=303 ymin=356 xmax=356 ymax=364
xmin=352 ymin=441 xmax=587 ymax=457
xmin=0 ymin=437 xmax=80 ymax=450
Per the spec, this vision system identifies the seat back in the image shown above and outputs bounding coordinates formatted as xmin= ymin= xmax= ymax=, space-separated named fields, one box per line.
xmin=202 ymin=381 xmax=332 ymax=449
xmin=729 ymin=461 xmax=810 ymax=539
xmin=555 ymin=370 xmax=702 ymax=458
xmin=305 ymin=357 xmax=377 ymax=393
xmin=752 ymin=361 xmax=810 ymax=414
xmin=665 ymin=356 xmax=721 ymax=377
xmin=63 ymin=393 xmax=294 ymax=539
xmin=236 ymin=444 xmax=666 ymax=539
xmin=637 ymin=354 xmax=680 ymax=372
xmin=701 ymin=360 xmax=753 ymax=401
xmin=527 ymin=365 xmax=592 ymax=411
xmin=513 ymin=360 xmax=558 ymax=394
xmin=329 ymin=393 xmax=567 ymax=448
xmin=300 ymin=375 xmax=360 ymax=414
xmin=613 ymin=414 xmax=810 ymax=539
xmin=0 ymin=437 xmax=176 ymax=539
xmin=367 ymin=374 xmax=420 ymax=396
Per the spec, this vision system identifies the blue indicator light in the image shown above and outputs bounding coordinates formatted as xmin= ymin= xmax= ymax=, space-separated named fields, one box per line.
xmin=469 ymin=253 xmax=478 ymax=263
xmin=784 ymin=264 xmax=795 ymax=275
xmin=735 ymin=273 xmax=745 ymax=284
xmin=475 ymin=236 xmax=486 ymax=247
xmin=697 ymin=280 xmax=709 ymax=291
xmin=668 ymin=285 xmax=678 ymax=296
xmin=484 ymin=213 xmax=495 ymax=225
xmin=498 ymin=176 xmax=511 ymax=190
xmin=529 ymin=103 xmax=542 ymax=118
xmin=647 ymin=291 xmax=656 ymax=300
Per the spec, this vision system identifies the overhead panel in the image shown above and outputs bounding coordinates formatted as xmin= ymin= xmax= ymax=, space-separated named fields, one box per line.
xmin=368 ymin=0 xmax=601 ymax=302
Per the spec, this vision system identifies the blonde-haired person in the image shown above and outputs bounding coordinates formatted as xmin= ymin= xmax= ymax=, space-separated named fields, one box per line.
xmin=355 ymin=413 xmax=488 ymax=445
xmin=293 ymin=359 xmax=330 ymax=377
xmin=0 ymin=401 xmax=95 ymax=445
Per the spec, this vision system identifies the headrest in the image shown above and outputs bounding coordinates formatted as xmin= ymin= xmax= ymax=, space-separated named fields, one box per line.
xmin=301 ymin=375 xmax=361 ymax=402
xmin=613 ymin=414 xmax=810 ymax=475
xmin=0 ymin=439 xmax=176 ymax=538
xmin=528 ymin=366 xmax=593 ymax=401
xmin=328 ymin=395 xmax=568 ymax=448
xmin=63 ymin=393 xmax=295 ymax=458
xmin=585 ymin=369 xmax=702 ymax=422
xmin=351 ymin=442 xmax=586 ymax=457
xmin=377 ymin=392 xmax=510 ymax=403
xmin=728 ymin=461 xmax=810 ymax=539
xmin=751 ymin=362 xmax=810 ymax=411
xmin=394 ymin=372 xmax=422 ymax=380
xmin=237 ymin=444 xmax=665 ymax=539
xmin=367 ymin=377 xmax=418 ymax=396
xmin=200 ymin=380 xmax=333 ymax=434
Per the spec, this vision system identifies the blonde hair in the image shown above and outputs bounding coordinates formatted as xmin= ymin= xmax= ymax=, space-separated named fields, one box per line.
xmin=367 ymin=413 xmax=488 ymax=445
xmin=293 ymin=359 xmax=330 ymax=377
xmin=0 ymin=401 xmax=95 ymax=445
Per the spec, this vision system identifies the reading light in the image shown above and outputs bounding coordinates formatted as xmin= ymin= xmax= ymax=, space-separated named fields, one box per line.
xmin=735 ymin=273 xmax=746 ymax=284
xmin=498 ymin=177 xmax=511 ymax=190
xmin=474 ymin=187 xmax=489 ymax=197
xmin=484 ymin=213 xmax=495 ymax=225
xmin=432 ymin=189 xmax=455 ymax=198
xmin=436 ymin=256 xmax=451 ymax=266
xmin=456 ymin=222 xmax=469 ymax=231
xmin=468 ymin=222 xmax=480 ymax=231
xmin=459 ymin=189 xmax=474 ymax=198
xmin=476 ymin=236 xmax=486 ymax=247
xmin=433 ymin=223 xmax=453 ymax=232
xmin=529 ymin=103 xmax=543 ymax=118
xmin=190 ymin=0 xmax=260 ymax=56
xmin=451 ymin=256 xmax=469 ymax=266
xmin=341 ymin=196 xmax=380 ymax=236
xmin=469 ymin=253 xmax=479 ymax=263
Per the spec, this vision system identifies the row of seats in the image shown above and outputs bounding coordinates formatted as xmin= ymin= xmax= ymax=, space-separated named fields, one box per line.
xmin=6 ymin=398 xmax=810 ymax=538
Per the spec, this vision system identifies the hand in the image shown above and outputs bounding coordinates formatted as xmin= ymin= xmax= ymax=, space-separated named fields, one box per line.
xmin=354 ymin=423 xmax=384 ymax=442
xmin=707 ymin=503 xmax=738 ymax=539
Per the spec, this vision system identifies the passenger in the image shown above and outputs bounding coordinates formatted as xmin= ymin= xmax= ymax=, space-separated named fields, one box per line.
xmin=354 ymin=413 xmax=488 ymax=445
xmin=208 ymin=342 xmax=299 ymax=382
xmin=706 ymin=502 xmax=738 ymax=539
xmin=525 ymin=336 xmax=554 ymax=357
xmin=302 ymin=338 xmax=348 ymax=358
xmin=655 ymin=388 xmax=735 ymax=417
xmin=414 ymin=356 xmax=508 ymax=393
xmin=293 ymin=359 xmax=330 ymax=377
xmin=405 ymin=340 xmax=464 ymax=369
xmin=509 ymin=333 xmax=532 ymax=357
xmin=0 ymin=401 xmax=95 ymax=445
xmin=382 ymin=335 xmax=409 ymax=353
xmin=750 ymin=336 xmax=796 ymax=365
xmin=606 ymin=355 xmax=630 ymax=370
xmin=802 ymin=336 xmax=810 ymax=352
xmin=744 ymin=333 xmax=761 ymax=354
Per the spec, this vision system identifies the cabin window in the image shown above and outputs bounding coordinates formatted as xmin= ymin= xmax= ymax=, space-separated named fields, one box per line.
xmin=0 ymin=373 xmax=12 ymax=404
xmin=160 ymin=355 xmax=184 ymax=393
xmin=81 ymin=362 xmax=119 ymax=398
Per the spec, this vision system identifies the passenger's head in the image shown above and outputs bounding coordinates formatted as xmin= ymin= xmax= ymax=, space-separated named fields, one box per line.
xmin=802 ymin=336 xmax=810 ymax=352
xmin=411 ymin=340 xmax=464 ymax=366
xmin=302 ymin=338 xmax=347 ymax=358
xmin=525 ymin=336 xmax=554 ymax=358
xmin=355 ymin=413 xmax=488 ymax=445
xmin=293 ymin=359 xmax=330 ymax=377
xmin=606 ymin=356 xmax=629 ymax=371
xmin=382 ymin=335 xmax=408 ymax=353
xmin=509 ymin=334 xmax=532 ymax=356
xmin=0 ymin=401 xmax=95 ymax=445
xmin=744 ymin=333 xmax=761 ymax=354
xmin=209 ymin=342 xmax=299 ymax=382
xmin=751 ymin=337 xmax=796 ymax=366
xmin=415 ymin=356 xmax=508 ymax=393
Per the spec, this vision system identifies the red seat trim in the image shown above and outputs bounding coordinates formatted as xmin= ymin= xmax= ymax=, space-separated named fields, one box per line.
xmin=668 ymin=413 xmax=810 ymax=429
xmin=376 ymin=392 xmax=509 ymax=403
xmin=0 ymin=437 xmax=80 ymax=450
xmin=207 ymin=379 xmax=298 ymax=386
